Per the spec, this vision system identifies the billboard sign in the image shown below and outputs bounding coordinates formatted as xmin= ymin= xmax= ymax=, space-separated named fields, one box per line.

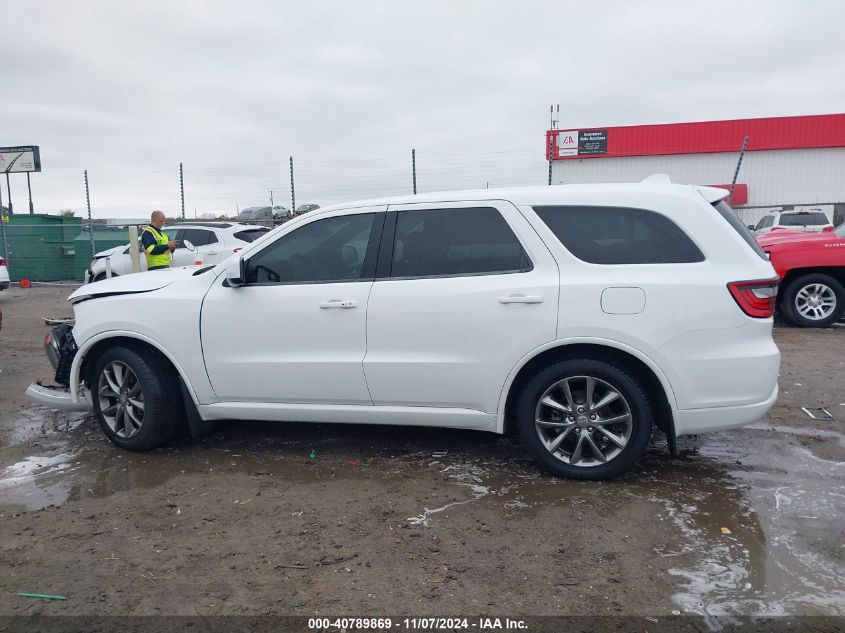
xmin=0 ymin=146 xmax=41 ymax=173
xmin=555 ymin=131 xmax=607 ymax=158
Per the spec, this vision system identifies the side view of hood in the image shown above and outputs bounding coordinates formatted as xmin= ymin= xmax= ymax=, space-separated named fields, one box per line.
xmin=93 ymin=245 xmax=125 ymax=259
xmin=68 ymin=266 xmax=199 ymax=303
xmin=757 ymin=231 xmax=840 ymax=247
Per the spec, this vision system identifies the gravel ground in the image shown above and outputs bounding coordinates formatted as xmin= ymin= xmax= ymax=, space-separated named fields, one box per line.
xmin=0 ymin=285 xmax=843 ymax=622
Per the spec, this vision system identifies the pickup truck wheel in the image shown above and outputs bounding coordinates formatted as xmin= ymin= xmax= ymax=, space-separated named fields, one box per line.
xmin=91 ymin=346 xmax=180 ymax=451
xmin=516 ymin=359 xmax=652 ymax=480
xmin=781 ymin=274 xmax=845 ymax=328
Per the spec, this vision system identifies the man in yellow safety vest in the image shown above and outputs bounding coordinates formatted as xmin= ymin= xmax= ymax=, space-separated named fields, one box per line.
xmin=141 ymin=210 xmax=179 ymax=270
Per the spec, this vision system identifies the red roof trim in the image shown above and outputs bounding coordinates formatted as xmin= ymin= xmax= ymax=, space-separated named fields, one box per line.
xmin=546 ymin=113 xmax=845 ymax=160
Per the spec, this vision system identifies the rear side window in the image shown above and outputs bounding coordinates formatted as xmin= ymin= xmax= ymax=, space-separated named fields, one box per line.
xmin=181 ymin=228 xmax=218 ymax=246
xmin=390 ymin=207 xmax=530 ymax=278
xmin=712 ymin=201 xmax=767 ymax=260
xmin=533 ymin=206 xmax=704 ymax=264
xmin=779 ymin=212 xmax=829 ymax=226
xmin=234 ymin=228 xmax=270 ymax=243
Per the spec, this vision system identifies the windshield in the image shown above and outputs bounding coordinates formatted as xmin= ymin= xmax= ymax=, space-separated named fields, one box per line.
xmin=779 ymin=212 xmax=830 ymax=226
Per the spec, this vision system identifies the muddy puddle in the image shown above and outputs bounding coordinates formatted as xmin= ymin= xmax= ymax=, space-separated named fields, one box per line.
xmin=1 ymin=406 xmax=843 ymax=620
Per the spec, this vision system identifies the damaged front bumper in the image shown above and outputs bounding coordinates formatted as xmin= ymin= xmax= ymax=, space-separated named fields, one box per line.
xmin=26 ymin=383 xmax=92 ymax=411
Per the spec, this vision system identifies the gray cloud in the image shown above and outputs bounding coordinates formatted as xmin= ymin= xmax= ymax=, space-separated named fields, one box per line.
xmin=2 ymin=0 xmax=844 ymax=217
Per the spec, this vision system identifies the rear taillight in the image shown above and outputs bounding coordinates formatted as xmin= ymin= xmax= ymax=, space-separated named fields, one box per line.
xmin=728 ymin=278 xmax=779 ymax=318
xmin=233 ymin=247 xmax=242 ymax=253
xmin=0 ymin=257 xmax=6 ymax=266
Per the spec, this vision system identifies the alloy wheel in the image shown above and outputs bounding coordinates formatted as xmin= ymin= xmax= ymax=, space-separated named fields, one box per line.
xmin=795 ymin=283 xmax=837 ymax=321
xmin=534 ymin=375 xmax=633 ymax=467
xmin=97 ymin=361 xmax=145 ymax=438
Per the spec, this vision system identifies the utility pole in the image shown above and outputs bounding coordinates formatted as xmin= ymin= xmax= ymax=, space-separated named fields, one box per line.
xmin=269 ymin=190 xmax=274 ymax=207
xmin=412 ymin=148 xmax=417 ymax=194
xmin=26 ymin=173 xmax=34 ymax=214
xmin=84 ymin=170 xmax=95 ymax=260
xmin=289 ymin=156 xmax=296 ymax=214
xmin=729 ymin=136 xmax=750 ymax=202
xmin=180 ymin=162 xmax=185 ymax=220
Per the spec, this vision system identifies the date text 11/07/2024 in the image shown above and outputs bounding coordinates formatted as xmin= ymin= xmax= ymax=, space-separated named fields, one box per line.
xmin=307 ymin=618 xmax=528 ymax=631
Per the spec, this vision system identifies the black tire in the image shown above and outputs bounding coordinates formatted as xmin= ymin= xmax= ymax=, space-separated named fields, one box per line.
xmin=516 ymin=359 xmax=653 ymax=480
xmin=93 ymin=272 xmax=119 ymax=282
xmin=781 ymin=273 xmax=845 ymax=328
xmin=90 ymin=346 xmax=182 ymax=451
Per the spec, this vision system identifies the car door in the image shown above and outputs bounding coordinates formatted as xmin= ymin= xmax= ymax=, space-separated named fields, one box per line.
xmin=180 ymin=228 xmax=224 ymax=264
xmin=363 ymin=201 xmax=559 ymax=413
xmin=200 ymin=207 xmax=385 ymax=404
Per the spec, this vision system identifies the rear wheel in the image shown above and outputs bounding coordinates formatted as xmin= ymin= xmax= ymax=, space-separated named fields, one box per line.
xmin=781 ymin=273 xmax=845 ymax=328
xmin=516 ymin=359 xmax=653 ymax=480
xmin=93 ymin=272 xmax=119 ymax=282
xmin=91 ymin=346 xmax=181 ymax=451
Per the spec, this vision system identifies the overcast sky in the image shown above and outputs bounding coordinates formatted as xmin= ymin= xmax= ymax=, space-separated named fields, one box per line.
xmin=3 ymin=0 xmax=844 ymax=218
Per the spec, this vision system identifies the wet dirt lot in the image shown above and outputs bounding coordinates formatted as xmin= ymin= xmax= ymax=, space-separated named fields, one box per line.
xmin=1 ymin=286 xmax=843 ymax=623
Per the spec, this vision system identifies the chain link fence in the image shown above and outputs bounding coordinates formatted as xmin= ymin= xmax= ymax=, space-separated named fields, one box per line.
xmin=1 ymin=134 xmax=844 ymax=289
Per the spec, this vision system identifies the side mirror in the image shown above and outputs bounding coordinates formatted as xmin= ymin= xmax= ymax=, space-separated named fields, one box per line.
xmin=822 ymin=225 xmax=835 ymax=233
xmin=747 ymin=225 xmax=755 ymax=231
xmin=183 ymin=240 xmax=195 ymax=252
xmin=226 ymin=256 xmax=245 ymax=286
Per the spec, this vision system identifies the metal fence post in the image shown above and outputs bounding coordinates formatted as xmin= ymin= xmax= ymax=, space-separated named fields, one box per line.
xmin=730 ymin=136 xmax=750 ymax=202
xmin=289 ymin=157 xmax=296 ymax=214
xmin=5 ymin=172 xmax=12 ymax=214
xmin=0 ymin=217 xmax=8 ymax=268
xmin=180 ymin=162 xmax=185 ymax=221
xmin=412 ymin=149 xmax=417 ymax=194
xmin=84 ymin=170 xmax=95 ymax=262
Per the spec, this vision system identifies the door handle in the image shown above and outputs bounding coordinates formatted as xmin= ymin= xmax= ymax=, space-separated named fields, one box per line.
xmin=499 ymin=294 xmax=543 ymax=304
xmin=205 ymin=251 xmax=220 ymax=256
xmin=320 ymin=299 xmax=358 ymax=309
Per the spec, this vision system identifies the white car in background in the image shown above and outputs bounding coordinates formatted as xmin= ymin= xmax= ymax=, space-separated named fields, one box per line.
xmin=85 ymin=222 xmax=270 ymax=283
xmin=0 ymin=255 xmax=9 ymax=290
xmin=751 ymin=210 xmax=834 ymax=235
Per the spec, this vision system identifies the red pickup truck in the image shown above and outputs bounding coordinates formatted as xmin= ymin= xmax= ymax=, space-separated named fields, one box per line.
xmin=757 ymin=225 xmax=845 ymax=327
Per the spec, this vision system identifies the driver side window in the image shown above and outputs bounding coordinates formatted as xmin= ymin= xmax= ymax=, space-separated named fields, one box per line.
xmin=245 ymin=213 xmax=377 ymax=285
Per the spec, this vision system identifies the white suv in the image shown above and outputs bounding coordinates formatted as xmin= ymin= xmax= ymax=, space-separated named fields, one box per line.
xmin=85 ymin=222 xmax=270 ymax=283
xmin=29 ymin=183 xmax=780 ymax=480
xmin=752 ymin=210 xmax=834 ymax=235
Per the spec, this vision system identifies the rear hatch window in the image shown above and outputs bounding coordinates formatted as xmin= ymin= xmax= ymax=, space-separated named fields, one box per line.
xmin=779 ymin=212 xmax=829 ymax=226
xmin=234 ymin=228 xmax=271 ymax=243
xmin=712 ymin=200 xmax=767 ymax=260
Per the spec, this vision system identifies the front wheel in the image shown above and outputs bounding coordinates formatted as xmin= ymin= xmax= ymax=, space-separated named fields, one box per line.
xmin=516 ymin=359 xmax=653 ymax=480
xmin=781 ymin=273 xmax=845 ymax=328
xmin=91 ymin=346 xmax=181 ymax=451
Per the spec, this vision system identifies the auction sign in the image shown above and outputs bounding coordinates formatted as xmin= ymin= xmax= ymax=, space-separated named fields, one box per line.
xmin=556 ymin=130 xmax=607 ymax=157
xmin=0 ymin=146 xmax=41 ymax=173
